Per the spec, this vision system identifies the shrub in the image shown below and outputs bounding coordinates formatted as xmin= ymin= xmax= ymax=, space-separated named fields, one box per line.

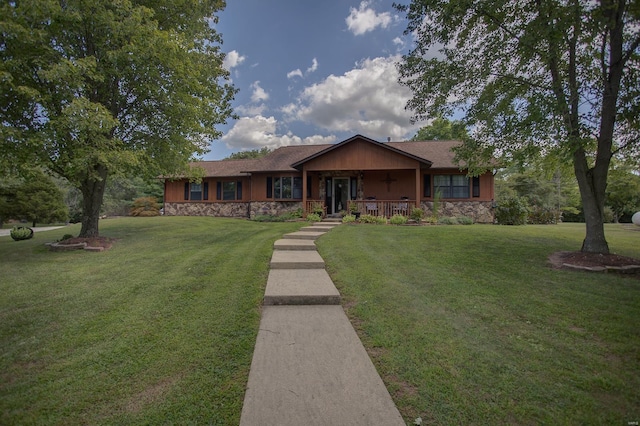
xmin=359 ymin=214 xmax=379 ymax=224
xmin=495 ymin=196 xmax=529 ymax=225
xmin=375 ymin=215 xmax=388 ymax=225
xmin=457 ymin=216 xmax=474 ymax=225
xmin=438 ymin=217 xmax=458 ymax=225
xmin=10 ymin=226 xmax=33 ymax=241
xmin=528 ymin=206 xmax=559 ymax=224
xmin=390 ymin=214 xmax=408 ymax=225
xmin=60 ymin=234 xmax=74 ymax=241
xmin=342 ymin=214 xmax=356 ymax=223
xmin=306 ymin=213 xmax=321 ymax=222
xmin=410 ymin=208 xmax=424 ymax=222
xmin=130 ymin=197 xmax=161 ymax=217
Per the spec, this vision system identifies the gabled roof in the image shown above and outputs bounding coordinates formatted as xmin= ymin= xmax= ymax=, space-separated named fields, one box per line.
xmin=243 ymin=144 xmax=328 ymax=173
xmin=289 ymin=134 xmax=434 ymax=170
xmin=185 ymin=135 xmax=464 ymax=178
xmin=386 ymin=140 xmax=463 ymax=169
xmin=192 ymin=159 xmax=261 ymax=177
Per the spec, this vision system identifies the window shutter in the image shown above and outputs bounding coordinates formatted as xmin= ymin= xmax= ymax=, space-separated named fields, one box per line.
xmin=423 ymin=175 xmax=431 ymax=198
xmin=184 ymin=182 xmax=189 ymax=200
xmin=237 ymin=181 xmax=242 ymax=200
xmin=472 ymin=176 xmax=480 ymax=197
xmin=216 ymin=182 xmax=222 ymax=200
xmin=307 ymin=177 xmax=312 ymax=198
xmin=203 ymin=182 xmax=209 ymax=200
xmin=266 ymin=177 xmax=272 ymax=198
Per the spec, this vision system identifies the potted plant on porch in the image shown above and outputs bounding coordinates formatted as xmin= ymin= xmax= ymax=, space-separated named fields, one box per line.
xmin=349 ymin=201 xmax=361 ymax=219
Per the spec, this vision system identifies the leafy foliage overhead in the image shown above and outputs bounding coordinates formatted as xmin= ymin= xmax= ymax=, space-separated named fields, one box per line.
xmin=397 ymin=0 xmax=640 ymax=253
xmin=0 ymin=0 xmax=236 ymax=236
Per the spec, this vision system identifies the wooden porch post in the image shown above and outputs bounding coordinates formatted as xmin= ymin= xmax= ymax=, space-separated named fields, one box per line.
xmin=415 ymin=168 xmax=421 ymax=208
xmin=302 ymin=166 xmax=307 ymax=215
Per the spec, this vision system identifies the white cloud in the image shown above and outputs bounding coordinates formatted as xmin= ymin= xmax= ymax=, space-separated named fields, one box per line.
xmin=283 ymin=56 xmax=419 ymax=140
xmin=392 ymin=37 xmax=406 ymax=50
xmin=346 ymin=1 xmax=392 ymax=36
xmin=287 ymin=58 xmax=319 ymax=80
xmin=235 ymin=103 xmax=267 ymax=116
xmin=287 ymin=69 xmax=303 ymax=79
xmin=250 ymin=81 xmax=269 ymax=103
xmin=222 ymin=50 xmax=246 ymax=71
xmin=306 ymin=58 xmax=319 ymax=74
xmin=221 ymin=115 xmax=336 ymax=150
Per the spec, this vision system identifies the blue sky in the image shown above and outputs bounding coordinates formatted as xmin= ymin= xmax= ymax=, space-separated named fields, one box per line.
xmin=204 ymin=0 xmax=423 ymax=160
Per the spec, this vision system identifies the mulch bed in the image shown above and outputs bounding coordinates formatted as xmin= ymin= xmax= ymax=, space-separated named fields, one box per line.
xmin=549 ymin=251 xmax=640 ymax=273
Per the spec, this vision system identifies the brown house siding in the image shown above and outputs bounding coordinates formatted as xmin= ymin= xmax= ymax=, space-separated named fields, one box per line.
xmin=303 ymin=139 xmax=420 ymax=171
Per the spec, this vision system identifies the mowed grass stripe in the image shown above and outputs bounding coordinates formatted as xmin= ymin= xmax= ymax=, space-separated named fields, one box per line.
xmin=317 ymin=223 xmax=640 ymax=425
xmin=0 ymin=217 xmax=303 ymax=425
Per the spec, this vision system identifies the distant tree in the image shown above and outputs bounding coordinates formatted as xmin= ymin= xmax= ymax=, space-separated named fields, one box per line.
xmin=605 ymin=166 xmax=640 ymax=222
xmin=0 ymin=0 xmax=235 ymax=237
xmin=11 ymin=171 xmax=68 ymax=227
xmin=0 ymin=179 xmax=19 ymax=227
xmin=397 ymin=0 xmax=640 ymax=254
xmin=225 ymin=147 xmax=273 ymax=160
xmin=411 ymin=117 xmax=469 ymax=141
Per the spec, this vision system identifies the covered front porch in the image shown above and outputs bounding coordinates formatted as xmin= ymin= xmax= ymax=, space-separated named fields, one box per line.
xmin=303 ymin=169 xmax=422 ymax=217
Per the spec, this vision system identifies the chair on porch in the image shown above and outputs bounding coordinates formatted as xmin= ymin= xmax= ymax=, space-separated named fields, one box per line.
xmin=365 ymin=196 xmax=378 ymax=215
xmin=394 ymin=196 xmax=410 ymax=216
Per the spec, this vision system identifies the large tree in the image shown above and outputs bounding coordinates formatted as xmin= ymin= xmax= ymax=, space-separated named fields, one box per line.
xmin=0 ymin=0 xmax=235 ymax=237
xmin=397 ymin=0 xmax=639 ymax=253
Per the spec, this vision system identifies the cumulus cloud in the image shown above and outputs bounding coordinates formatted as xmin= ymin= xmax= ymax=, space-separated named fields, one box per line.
xmin=346 ymin=1 xmax=392 ymax=36
xmin=283 ymin=56 xmax=418 ymax=140
xmin=250 ymin=81 xmax=269 ymax=103
xmin=235 ymin=103 xmax=267 ymax=116
xmin=222 ymin=50 xmax=246 ymax=71
xmin=221 ymin=116 xmax=336 ymax=150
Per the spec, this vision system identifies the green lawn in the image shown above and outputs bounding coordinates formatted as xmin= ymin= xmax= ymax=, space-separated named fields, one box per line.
xmin=0 ymin=216 xmax=303 ymax=425
xmin=317 ymin=223 xmax=640 ymax=425
xmin=3 ymin=219 xmax=639 ymax=425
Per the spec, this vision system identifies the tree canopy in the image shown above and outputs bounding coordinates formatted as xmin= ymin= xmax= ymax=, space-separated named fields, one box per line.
xmin=224 ymin=147 xmax=273 ymax=160
xmin=397 ymin=0 xmax=640 ymax=253
xmin=411 ymin=117 xmax=469 ymax=141
xmin=0 ymin=0 xmax=235 ymax=237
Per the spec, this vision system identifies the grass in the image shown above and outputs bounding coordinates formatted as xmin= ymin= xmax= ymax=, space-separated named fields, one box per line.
xmin=0 ymin=216 xmax=303 ymax=425
xmin=317 ymin=223 xmax=640 ymax=425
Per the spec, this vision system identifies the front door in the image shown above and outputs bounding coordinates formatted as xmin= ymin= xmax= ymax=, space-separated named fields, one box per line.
xmin=332 ymin=178 xmax=350 ymax=214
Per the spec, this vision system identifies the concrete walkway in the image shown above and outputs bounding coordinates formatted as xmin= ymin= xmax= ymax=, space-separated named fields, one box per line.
xmin=240 ymin=220 xmax=405 ymax=426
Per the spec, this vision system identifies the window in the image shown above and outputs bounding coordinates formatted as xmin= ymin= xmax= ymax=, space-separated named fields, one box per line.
xmin=216 ymin=181 xmax=242 ymax=200
xmin=269 ymin=176 xmax=302 ymax=199
xmin=184 ymin=182 xmax=208 ymax=201
xmin=434 ymin=175 xmax=470 ymax=198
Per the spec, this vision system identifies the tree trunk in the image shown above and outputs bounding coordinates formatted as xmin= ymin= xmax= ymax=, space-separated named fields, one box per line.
xmin=79 ymin=164 xmax=108 ymax=238
xmin=574 ymin=149 xmax=610 ymax=254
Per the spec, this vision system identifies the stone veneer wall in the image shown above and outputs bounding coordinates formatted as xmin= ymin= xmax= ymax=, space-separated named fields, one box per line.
xmin=249 ymin=201 xmax=303 ymax=219
xmin=164 ymin=202 xmax=250 ymax=217
xmin=164 ymin=201 xmax=304 ymax=219
xmin=420 ymin=200 xmax=495 ymax=224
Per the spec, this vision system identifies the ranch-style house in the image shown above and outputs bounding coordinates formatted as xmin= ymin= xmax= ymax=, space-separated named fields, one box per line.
xmin=163 ymin=134 xmax=496 ymax=223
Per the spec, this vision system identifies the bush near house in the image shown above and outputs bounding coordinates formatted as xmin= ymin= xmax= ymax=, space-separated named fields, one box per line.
xmin=130 ymin=197 xmax=161 ymax=217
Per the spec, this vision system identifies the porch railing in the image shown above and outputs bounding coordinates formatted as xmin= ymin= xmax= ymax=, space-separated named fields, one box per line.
xmin=348 ymin=200 xmax=415 ymax=217
xmin=305 ymin=200 xmax=327 ymax=218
